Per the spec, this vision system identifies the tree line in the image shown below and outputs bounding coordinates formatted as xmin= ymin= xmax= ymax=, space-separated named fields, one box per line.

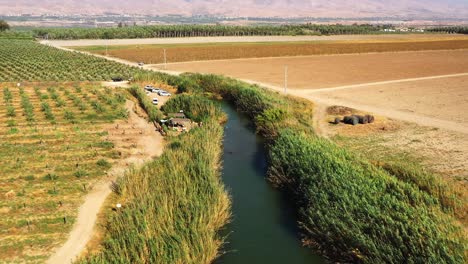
xmin=427 ymin=26 xmax=468 ymax=34
xmin=33 ymin=24 xmax=395 ymax=40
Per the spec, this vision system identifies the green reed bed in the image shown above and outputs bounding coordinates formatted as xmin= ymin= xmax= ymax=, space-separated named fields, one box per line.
xmin=79 ymin=94 xmax=230 ymax=264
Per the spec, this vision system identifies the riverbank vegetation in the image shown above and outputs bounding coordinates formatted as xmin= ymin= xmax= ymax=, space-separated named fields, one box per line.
xmin=268 ymin=131 xmax=464 ymax=262
xmin=79 ymin=94 xmax=231 ymax=264
xmin=32 ymin=24 xmax=396 ymax=40
xmin=140 ymin=71 xmax=466 ymax=263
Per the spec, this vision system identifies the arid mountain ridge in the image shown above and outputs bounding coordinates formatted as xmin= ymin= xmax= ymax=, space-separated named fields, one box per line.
xmin=1 ymin=0 xmax=467 ymax=18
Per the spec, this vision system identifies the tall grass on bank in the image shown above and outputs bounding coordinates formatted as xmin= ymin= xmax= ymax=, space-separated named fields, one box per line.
xmin=169 ymin=73 xmax=315 ymax=138
xmin=129 ymin=85 xmax=162 ymax=122
xmin=161 ymin=94 xmax=224 ymax=122
xmin=79 ymin=96 xmax=230 ymax=264
xmin=111 ymin=69 xmax=468 ymax=262
xmin=379 ymin=162 xmax=462 ymax=214
xmin=146 ymin=72 xmax=466 ymax=263
xmin=268 ymin=131 xmax=465 ymax=263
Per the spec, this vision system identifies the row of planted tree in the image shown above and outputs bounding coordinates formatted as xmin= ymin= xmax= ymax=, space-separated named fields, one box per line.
xmin=33 ymin=24 xmax=395 ymax=40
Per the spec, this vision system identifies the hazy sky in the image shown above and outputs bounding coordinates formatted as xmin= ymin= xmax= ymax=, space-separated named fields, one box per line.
xmin=1 ymin=0 xmax=467 ymax=18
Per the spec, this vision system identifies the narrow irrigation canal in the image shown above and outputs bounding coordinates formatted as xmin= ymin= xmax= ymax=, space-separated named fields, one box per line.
xmin=216 ymin=103 xmax=323 ymax=264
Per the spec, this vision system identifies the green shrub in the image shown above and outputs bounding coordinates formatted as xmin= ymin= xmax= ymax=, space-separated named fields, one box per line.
xmin=91 ymin=100 xmax=105 ymax=113
xmin=380 ymin=162 xmax=461 ymax=214
xmin=6 ymin=106 xmax=15 ymax=117
xmin=162 ymin=94 xmax=224 ymax=122
xmin=74 ymin=169 xmax=88 ymax=178
xmin=64 ymin=110 xmax=75 ymax=121
xmin=43 ymin=173 xmax=58 ymax=181
xmin=96 ymin=159 xmax=111 ymax=168
xmin=268 ymin=130 xmax=465 ymax=263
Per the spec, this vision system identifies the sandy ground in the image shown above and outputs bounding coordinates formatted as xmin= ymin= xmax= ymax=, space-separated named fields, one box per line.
xmin=163 ymin=49 xmax=468 ymax=89
xmin=45 ymin=34 xmax=468 ymax=47
xmin=322 ymin=107 xmax=468 ymax=180
xmin=315 ymin=75 xmax=468 ymax=124
xmin=47 ymin=100 xmax=164 ymax=264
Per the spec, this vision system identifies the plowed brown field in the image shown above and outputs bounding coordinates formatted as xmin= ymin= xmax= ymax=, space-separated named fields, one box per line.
xmin=76 ymin=39 xmax=468 ymax=64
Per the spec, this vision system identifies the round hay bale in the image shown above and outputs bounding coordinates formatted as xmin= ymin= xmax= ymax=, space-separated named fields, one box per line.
xmin=343 ymin=116 xmax=352 ymax=124
xmin=351 ymin=116 xmax=359 ymax=126
xmin=366 ymin=115 xmax=375 ymax=123
xmin=333 ymin=117 xmax=341 ymax=124
xmin=362 ymin=115 xmax=369 ymax=124
xmin=353 ymin=115 xmax=365 ymax=124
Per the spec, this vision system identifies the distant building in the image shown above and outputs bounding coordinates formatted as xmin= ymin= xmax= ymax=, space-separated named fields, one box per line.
xmin=94 ymin=20 xmax=116 ymax=28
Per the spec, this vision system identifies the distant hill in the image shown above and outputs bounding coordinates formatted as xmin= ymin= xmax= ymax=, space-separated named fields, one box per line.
xmin=1 ymin=0 xmax=468 ymax=19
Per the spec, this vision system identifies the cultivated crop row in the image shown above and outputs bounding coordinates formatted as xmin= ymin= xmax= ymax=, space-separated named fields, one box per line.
xmin=0 ymin=83 xmax=128 ymax=261
xmin=0 ymin=39 xmax=142 ymax=82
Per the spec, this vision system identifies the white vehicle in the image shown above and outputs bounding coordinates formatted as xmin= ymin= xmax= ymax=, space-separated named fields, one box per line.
xmin=144 ymin=85 xmax=154 ymax=91
xmin=138 ymin=62 xmax=145 ymax=66
xmin=151 ymin=88 xmax=162 ymax=93
xmin=158 ymin=91 xmax=171 ymax=97
xmin=152 ymin=98 xmax=159 ymax=105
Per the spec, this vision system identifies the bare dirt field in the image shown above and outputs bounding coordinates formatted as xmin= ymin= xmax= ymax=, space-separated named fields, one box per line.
xmin=163 ymin=49 xmax=468 ymax=89
xmin=48 ymin=34 xmax=468 ymax=47
xmin=316 ymin=75 xmax=468 ymax=124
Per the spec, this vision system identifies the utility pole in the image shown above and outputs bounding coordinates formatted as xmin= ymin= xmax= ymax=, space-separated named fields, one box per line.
xmin=163 ymin=49 xmax=167 ymax=69
xmin=284 ymin=65 xmax=288 ymax=93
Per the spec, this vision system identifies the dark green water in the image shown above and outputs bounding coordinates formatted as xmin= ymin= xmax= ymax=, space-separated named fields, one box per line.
xmin=216 ymin=104 xmax=324 ymax=264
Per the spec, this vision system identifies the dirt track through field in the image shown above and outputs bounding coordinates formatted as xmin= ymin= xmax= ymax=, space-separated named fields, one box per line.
xmin=47 ymin=101 xmax=164 ymax=264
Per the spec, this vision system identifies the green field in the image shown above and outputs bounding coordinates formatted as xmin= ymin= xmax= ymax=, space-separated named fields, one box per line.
xmin=0 ymin=39 xmax=141 ymax=82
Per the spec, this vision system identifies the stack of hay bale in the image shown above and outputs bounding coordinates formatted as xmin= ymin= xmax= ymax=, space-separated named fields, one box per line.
xmin=340 ymin=114 xmax=375 ymax=125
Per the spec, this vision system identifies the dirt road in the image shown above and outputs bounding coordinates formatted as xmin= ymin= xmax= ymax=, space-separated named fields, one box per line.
xmin=47 ymin=101 xmax=164 ymax=264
